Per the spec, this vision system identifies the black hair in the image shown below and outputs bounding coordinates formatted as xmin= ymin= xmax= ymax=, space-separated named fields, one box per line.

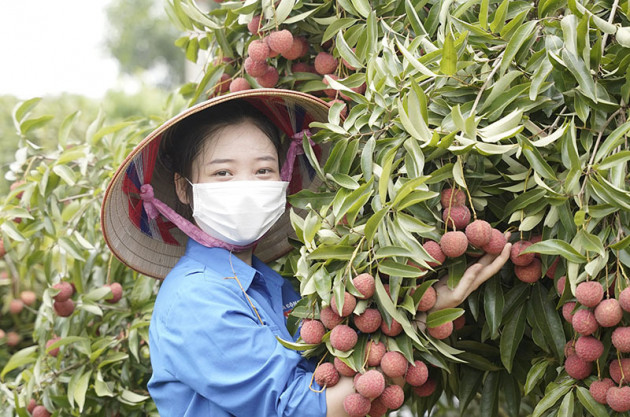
xmin=157 ymin=99 xmax=284 ymax=220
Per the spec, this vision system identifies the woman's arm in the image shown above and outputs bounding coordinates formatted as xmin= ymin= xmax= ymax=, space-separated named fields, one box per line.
xmin=325 ymin=377 xmax=354 ymax=417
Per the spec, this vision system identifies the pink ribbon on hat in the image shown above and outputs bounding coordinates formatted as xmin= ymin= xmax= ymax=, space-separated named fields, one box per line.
xmin=139 ymin=184 xmax=255 ymax=252
xmin=280 ymin=129 xmax=313 ymax=182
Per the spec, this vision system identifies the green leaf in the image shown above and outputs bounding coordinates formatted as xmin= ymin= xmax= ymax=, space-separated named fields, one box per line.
xmin=13 ymin=97 xmax=42 ymax=124
xmin=52 ymin=164 xmax=77 ymax=186
xmin=308 ymin=246 xmax=356 ymax=260
xmin=575 ymin=386 xmax=610 ymax=417
xmin=350 ymin=0 xmax=370 ymax=18
xmin=322 ymin=18 xmax=357 ymax=43
xmin=379 ymin=147 xmax=397 ymax=205
xmin=500 ymin=20 xmax=538 ymax=75
xmin=561 ymin=49 xmax=597 ymax=102
xmin=396 ymin=39 xmax=438 ymax=77
xmin=500 ymin=303 xmax=526 ymax=373
xmin=74 ymin=370 xmax=92 ymax=412
xmin=480 ymin=372 xmax=500 ymax=417
xmin=20 ymin=115 xmax=54 ymax=135
xmin=274 ymin=0 xmax=296 ymax=24
xmin=531 ymin=379 xmax=573 ymax=417
xmin=365 ymin=208 xmax=388 ymax=243
xmin=336 ymin=32 xmax=362 ymax=70
xmin=484 ymin=276 xmax=504 ymax=339
xmin=531 ymin=285 xmax=566 ymax=361
xmin=521 ymin=142 xmax=558 ymax=180
xmin=479 ymin=0 xmax=489 ymax=29
xmin=426 ymin=308 xmax=464 ymax=327
xmin=1 ymin=346 xmax=37 ymax=380
xmin=58 ymin=110 xmax=80 ymax=147
xmin=597 ymin=150 xmax=630 ymax=170
xmin=59 ymin=237 xmax=86 ymax=261
xmin=405 ymin=0 xmax=428 ymax=36
xmin=503 ymin=188 xmax=547 ymax=217
xmin=489 ymin=0 xmax=509 ymax=33
xmin=593 ymin=120 xmax=630 ymax=163
xmin=524 ymin=360 xmax=550 ymax=395
xmin=523 ymin=239 xmax=586 ymax=263
xmin=378 ymin=259 xmax=424 ymax=278
xmin=440 ymin=30 xmax=457 ymax=75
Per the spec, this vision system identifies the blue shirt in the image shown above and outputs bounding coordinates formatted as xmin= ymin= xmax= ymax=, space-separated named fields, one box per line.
xmin=147 ymin=239 xmax=327 ymax=417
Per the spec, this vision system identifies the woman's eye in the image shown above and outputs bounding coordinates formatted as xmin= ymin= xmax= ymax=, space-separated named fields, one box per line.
xmin=257 ymin=168 xmax=272 ymax=175
xmin=214 ymin=170 xmax=230 ymax=177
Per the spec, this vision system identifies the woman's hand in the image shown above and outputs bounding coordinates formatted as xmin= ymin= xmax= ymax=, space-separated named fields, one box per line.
xmin=430 ymin=235 xmax=512 ymax=312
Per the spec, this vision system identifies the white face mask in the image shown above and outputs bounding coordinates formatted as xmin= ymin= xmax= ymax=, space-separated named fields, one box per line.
xmin=190 ymin=180 xmax=288 ymax=246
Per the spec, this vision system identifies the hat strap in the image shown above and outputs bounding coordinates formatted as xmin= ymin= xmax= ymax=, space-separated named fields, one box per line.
xmin=139 ymin=184 xmax=254 ymax=252
xmin=280 ymin=129 xmax=313 ymax=182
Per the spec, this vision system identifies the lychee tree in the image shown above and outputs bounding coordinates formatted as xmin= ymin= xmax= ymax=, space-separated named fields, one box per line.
xmin=2 ymin=0 xmax=630 ymax=416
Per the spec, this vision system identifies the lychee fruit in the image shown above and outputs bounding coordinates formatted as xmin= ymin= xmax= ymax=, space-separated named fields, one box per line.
xmin=609 ymin=358 xmax=630 ymax=384
xmin=515 ymin=258 xmax=542 ymax=283
xmin=330 ymin=324 xmax=358 ymax=351
xmin=20 ymin=290 xmax=36 ymax=306
xmin=416 ymin=286 xmax=437 ymax=312
xmin=381 ymin=351 xmax=408 ymax=378
xmin=331 ymin=292 xmax=356 ymax=317
xmin=440 ymin=188 xmax=466 ymax=208
xmin=247 ymin=15 xmax=262 ymax=35
xmin=105 ymin=282 xmax=123 ymax=304
xmin=442 ymin=205 xmax=471 ymax=230
xmin=564 ymin=340 xmax=576 ymax=357
xmin=352 ymin=273 xmax=375 ymax=299
xmin=365 ymin=340 xmax=386 ymax=366
xmin=510 ymin=240 xmax=535 ymax=266
xmin=574 ymin=336 xmax=604 ymax=362
xmin=405 ymin=360 xmax=429 ymax=386
xmin=280 ymin=37 xmax=303 ymax=60
xmin=440 ymin=231 xmax=468 ymax=258
xmin=575 ymin=281 xmax=604 ymax=307
xmin=333 ymin=357 xmax=357 ymax=377
xmin=247 ymin=39 xmax=270 ymax=62
xmin=314 ymin=362 xmax=339 ymax=387
xmin=291 ymin=62 xmax=315 ymax=73
xmin=296 ymin=36 xmax=309 ymax=58
xmin=244 ymin=57 xmax=268 ymax=77
xmin=27 ymin=398 xmax=36 ymax=413
xmin=368 ymin=398 xmax=388 ymax=417
xmin=255 ymin=66 xmax=279 ymax=88
xmin=427 ymin=321 xmax=454 ymax=339
xmin=594 ymin=298 xmax=623 ymax=327
xmin=53 ymin=299 xmax=75 ymax=317
xmin=481 ymin=228 xmax=507 ymax=255
xmin=353 ymin=309 xmax=382 ymax=333
xmin=556 ymin=276 xmax=566 ymax=295
xmin=6 ymin=331 xmax=21 ymax=347
xmin=229 ymin=77 xmax=251 ymax=92
xmin=379 ymin=384 xmax=404 ymax=409
xmin=564 ymin=354 xmax=593 ymax=379
xmin=266 ymin=30 xmax=294 ymax=54
xmin=422 ymin=240 xmax=446 ymax=267
xmin=46 ymin=337 xmax=61 ymax=357
xmin=31 ymin=406 xmax=51 ymax=417
xmin=589 ymin=378 xmax=615 ymax=404
xmin=381 ymin=318 xmax=403 ymax=336
xmin=413 ymin=378 xmax=437 ymax=397
xmin=545 ymin=257 xmax=560 ymax=279
xmin=612 ymin=326 xmax=630 ymax=352
xmin=52 ymin=281 xmax=73 ymax=302
xmin=300 ymin=319 xmax=325 ymax=344
xmin=606 ymin=386 xmax=630 ymax=412
xmin=619 ymin=287 xmax=630 ymax=312
xmin=322 ymin=74 xmax=339 ymax=98
xmin=355 ymin=369 xmax=386 ymax=399
xmin=571 ymin=308 xmax=598 ymax=335
xmin=562 ymin=302 xmax=576 ymax=323
xmin=465 ymin=219 xmax=492 ymax=247
xmin=453 ymin=315 xmax=466 ymax=330
xmin=314 ymin=52 xmax=338 ymax=75
xmin=319 ymin=306 xmax=343 ymax=329
xmin=343 ymin=393 xmax=371 ymax=417
xmin=9 ymin=299 xmax=24 ymax=315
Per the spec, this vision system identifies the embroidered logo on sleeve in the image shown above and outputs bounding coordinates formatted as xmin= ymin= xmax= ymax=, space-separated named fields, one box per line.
xmin=283 ymin=300 xmax=298 ymax=318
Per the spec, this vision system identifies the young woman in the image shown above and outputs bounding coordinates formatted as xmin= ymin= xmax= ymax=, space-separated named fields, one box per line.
xmin=101 ymin=89 xmax=511 ymax=417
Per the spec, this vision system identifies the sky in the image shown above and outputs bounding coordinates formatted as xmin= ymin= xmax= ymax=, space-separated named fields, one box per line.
xmin=0 ymin=1 xmax=120 ymax=99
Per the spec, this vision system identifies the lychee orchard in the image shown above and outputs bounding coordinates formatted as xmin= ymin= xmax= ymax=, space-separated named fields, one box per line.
xmin=1 ymin=0 xmax=630 ymax=416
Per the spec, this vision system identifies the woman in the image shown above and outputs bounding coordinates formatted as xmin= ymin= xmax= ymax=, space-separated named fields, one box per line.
xmin=101 ymin=89 xmax=511 ymax=417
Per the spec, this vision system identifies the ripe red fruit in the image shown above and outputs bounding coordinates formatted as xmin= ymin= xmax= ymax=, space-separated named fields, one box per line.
xmin=564 ymin=340 xmax=576 ymax=358
xmin=442 ymin=205 xmax=471 ymax=230
xmin=609 ymin=358 xmax=630 ymax=384
xmin=333 ymin=357 xmax=357 ymax=377
xmin=575 ymin=336 xmax=604 ymax=362
xmin=453 ymin=315 xmax=466 ymax=330
xmin=355 ymin=370 xmax=386 ymax=399
xmin=405 ymin=360 xmax=429 ymax=386
xmin=589 ymin=378 xmax=615 ymax=404
xmin=314 ymin=52 xmax=338 ymax=75
xmin=352 ymin=273 xmax=375 ymax=299
xmin=381 ymin=351 xmax=408 ymax=378
xmin=619 ymin=287 xmax=630 ymax=312
xmin=594 ymin=298 xmax=623 ymax=327
xmin=440 ymin=231 xmax=468 ymax=258
xmin=481 ymin=228 xmax=507 ymax=255
xmin=422 ymin=240 xmax=446 ymax=267
xmin=244 ymin=57 xmax=268 ymax=77
xmin=510 ymin=241 xmax=535 ymax=266
xmin=545 ymin=257 xmax=560 ymax=279
xmin=343 ymin=393 xmax=371 ymax=417
xmin=296 ymin=36 xmax=309 ymax=58
xmin=314 ymin=362 xmax=339 ymax=387
xmin=365 ymin=340 xmax=386 ymax=366
xmin=413 ymin=378 xmax=437 ymax=397
xmin=46 ymin=336 xmax=61 ymax=357
xmin=0 ymin=240 xmax=5 ymax=257
xmin=380 ymin=318 xmax=403 ymax=336
xmin=291 ymin=62 xmax=315 ymax=73
xmin=267 ymin=30 xmax=294 ymax=54
xmin=31 ymin=406 xmax=51 ymax=417
xmin=247 ymin=39 xmax=269 ymax=62
xmin=440 ymin=188 xmax=466 ymax=208
xmin=353 ymin=309 xmax=382 ymax=333
xmin=53 ymin=299 xmax=75 ymax=317
xmin=229 ymin=77 xmax=251 ymax=93
xmin=255 ymin=66 xmax=279 ymax=88
xmin=562 ymin=302 xmax=576 ymax=323
xmin=379 ymin=384 xmax=404 ymax=409
xmin=27 ymin=398 xmax=37 ymax=413
xmin=556 ymin=275 xmax=566 ymax=295
xmin=105 ymin=282 xmax=123 ymax=304
xmin=612 ymin=327 xmax=630 ymax=352
xmin=280 ymin=37 xmax=303 ymax=60
xmin=571 ymin=308 xmax=598 ymax=336
xmin=52 ymin=282 xmax=73 ymax=302
xmin=247 ymin=15 xmax=262 ymax=34
xmin=319 ymin=306 xmax=343 ymax=329
xmin=575 ymin=281 xmax=604 ymax=307
xmin=331 ymin=292 xmax=357 ymax=317
xmin=515 ymin=258 xmax=542 ymax=283
xmin=19 ymin=291 xmax=36 ymax=307
xmin=300 ymin=319 xmax=325 ymax=344
xmin=428 ymin=321 xmax=454 ymax=339
xmin=368 ymin=398 xmax=388 ymax=417
xmin=9 ymin=299 xmax=24 ymax=315
xmin=606 ymin=386 xmax=630 ymax=412
xmin=564 ymin=354 xmax=593 ymax=379
xmin=465 ymin=220 xmax=492 ymax=247
xmin=6 ymin=331 xmax=21 ymax=347
xmin=416 ymin=286 xmax=437 ymax=312
xmin=330 ymin=324 xmax=358 ymax=351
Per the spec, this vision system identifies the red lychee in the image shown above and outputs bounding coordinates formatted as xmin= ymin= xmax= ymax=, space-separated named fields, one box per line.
xmin=6 ymin=331 xmax=21 ymax=347
xmin=365 ymin=340 xmax=387 ymax=366
xmin=46 ymin=337 xmax=61 ymax=357
xmin=53 ymin=299 xmax=75 ymax=317
xmin=255 ymin=66 xmax=279 ymax=88
xmin=440 ymin=231 xmax=468 ymax=258
xmin=319 ymin=306 xmax=343 ymax=329
xmin=405 ymin=360 xmax=429 ymax=386
xmin=9 ymin=299 xmax=24 ymax=315
xmin=564 ymin=354 xmax=593 ymax=380
xmin=267 ymin=30 xmax=294 ymax=54
xmin=556 ymin=275 xmax=566 ymax=295
xmin=442 ymin=205 xmax=471 ymax=230
xmin=20 ymin=290 xmax=36 ymax=306
xmin=481 ymin=228 xmax=507 ymax=255
xmin=247 ymin=15 xmax=262 ymax=34
xmin=594 ymin=298 xmax=623 ymax=327
xmin=427 ymin=321 xmax=454 ymax=339
xmin=379 ymin=384 xmax=404 ymax=409
xmin=510 ymin=240 xmax=535 ymax=266
xmin=416 ymin=286 xmax=437 ymax=312
xmin=620 ymin=287 xmax=630 ymax=312
xmin=27 ymin=398 xmax=36 ymax=413
xmin=368 ymin=398 xmax=388 ymax=417
xmin=314 ymin=52 xmax=338 ymax=75
xmin=52 ymin=281 xmax=73 ymax=302
xmin=343 ymin=393 xmax=371 ymax=417
xmin=422 ymin=240 xmax=446 ymax=267
xmin=589 ymin=378 xmax=615 ymax=404
xmin=380 ymin=318 xmax=403 ymax=337
xmin=331 ymin=292 xmax=357 ymax=317
xmin=314 ymin=362 xmax=339 ymax=387
xmin=31 ymin=406 xmax=51 ymax=417
xmin=353 ymin=309 xmax=382 ymax=333
xmin=564 ymin=340 xmax=576 ymax=358
xmin=105 ymin=282 xmax=123 ymax=304
xmin=229 ymin=77 xmax=251 ymax=92
xmin=333 ymin=357 xmax=357 ymax=377
xmin=606 ymin=386 xmax=630 ymax=412
xmin=413 ymin=378 xmax=437 ymax=397
xmin=575 ymin=281 xmax=604 ymax=307
xmin=575 ymin=336 xmax=604 ymax=362
xmin=562 ymin=302 xmax=576 ymax=323
xmin=352 ymin=273 xmax=375 ymax=299
xmin=571 ymin=308 xmax=598 ymax=335
xmin=609 ymin=358 xmax=630 ymax=384
xmin=453 ymin=315 xmax=466 ymax=330
xmin=322 ymin=74 xmax=339 ymax=98
xmin=300 ymin=319 xmax=325 ymax=344
xmin=440 ymin=188 xmax=466 ymax=208
xmin=465 ymin=219 xmax=492 ymax=247
xmin=291 ymin=62 xmax=315 ymax=73
xmin=244 ymin=57 xmax=268 ymax=77
xmin=381 ymin=351 xmax=408 ymax=378
xmin=280 ymin=37 xmax=303 ymax=60
xmin=355 ymin=369 xmax=386 ymax=399
xmin=612 ymin=326 xmax=630 ymax=352
xmin=330 ymin=324 xmax=358 ymax=351
xmin=515 ymin=258 xmax=542 ymax=283
xmin=545 ymin=257 xmax=560 ymax=279
xmin=247 ymin=39 xmax=270 ymax=62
